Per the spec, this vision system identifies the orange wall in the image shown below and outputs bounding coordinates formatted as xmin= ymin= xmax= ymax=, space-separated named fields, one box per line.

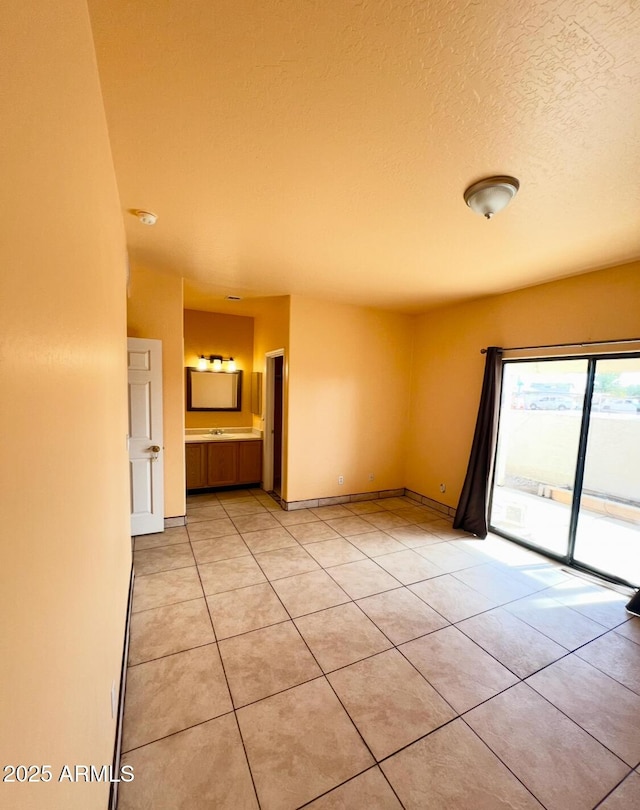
xmin=127 ymin=266 xmax=186 ymax=518
xmin=406 ymin=261 xmax=640 ymax=509
xmin=184 ymin=309 xmax=254 ymax=428
xmin=287 ymin=296 xmax=412 ymax=501
xmin=0 ymin=2 xmax=131 ymax=808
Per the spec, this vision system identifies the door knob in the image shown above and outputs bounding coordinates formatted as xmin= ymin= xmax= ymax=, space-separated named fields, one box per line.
xmin=150 ymin=445 xmax=161 ymax=453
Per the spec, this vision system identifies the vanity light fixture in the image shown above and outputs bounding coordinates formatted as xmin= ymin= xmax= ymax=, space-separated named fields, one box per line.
xmin=464 ymin=176 xmax=519 ymax=220
xmin=197 ymin=354 xmax=237 ymax=372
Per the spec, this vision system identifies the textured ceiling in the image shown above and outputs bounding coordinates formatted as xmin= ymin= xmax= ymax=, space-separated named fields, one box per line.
xmin=88 ymin=0 xmax=640 ymax=313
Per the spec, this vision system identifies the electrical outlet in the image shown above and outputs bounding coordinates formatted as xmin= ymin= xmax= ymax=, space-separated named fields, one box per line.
xmin=111 ymin=680 xmax=117 ymax=719
xmin=439 ymin=483 xmax=446 ymax=493
xmin=338 ymin=475 xmax=344 ymax=485
xmin=369 ymin=473 xmax=375 ymax=481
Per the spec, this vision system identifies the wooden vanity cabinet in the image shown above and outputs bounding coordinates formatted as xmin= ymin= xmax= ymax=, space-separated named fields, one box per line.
xmin=185 ymin=443 xmax=207 ymax=489
xmin=238 ymin=440 xmax=262 ymax=483
xmin=186 ymin=440 xmax=262 ymax=490
xmin=207 ymin=442 xmax=238 ymax=486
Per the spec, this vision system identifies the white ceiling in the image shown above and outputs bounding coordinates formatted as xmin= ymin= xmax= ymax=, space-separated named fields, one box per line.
xmin=88 ymin=0 xmax=640 ymax=313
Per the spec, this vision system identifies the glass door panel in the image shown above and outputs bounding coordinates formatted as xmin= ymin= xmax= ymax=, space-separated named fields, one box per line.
xmin=490 ymin=359 xmax=588 ymax=556
xmin=573 ymin=357 xmax=640 ymax=585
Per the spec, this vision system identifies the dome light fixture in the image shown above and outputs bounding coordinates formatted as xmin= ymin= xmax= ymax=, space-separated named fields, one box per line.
xmin=464 ymin=176 xmax=519 ymax=220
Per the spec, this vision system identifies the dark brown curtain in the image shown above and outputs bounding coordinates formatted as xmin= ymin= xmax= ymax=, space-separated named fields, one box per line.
xmin=626 ymin=590 xmax=640 ymax=617
xmin=453 ymin=346 xmax=503 ymax=538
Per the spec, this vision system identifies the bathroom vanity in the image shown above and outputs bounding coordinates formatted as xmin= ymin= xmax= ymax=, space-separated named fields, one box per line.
xmin=185 ymin=431 xmax=262 ymax=490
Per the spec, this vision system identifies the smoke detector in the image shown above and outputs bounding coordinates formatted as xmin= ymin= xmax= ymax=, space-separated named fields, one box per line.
xmin=135 ymin=210 xmax=158 ymax=226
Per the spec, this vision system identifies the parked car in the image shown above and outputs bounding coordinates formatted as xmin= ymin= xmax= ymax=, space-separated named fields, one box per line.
xmin=528 ymin=395 xmax=575 ymax=410
xmin=601 ymin=398 xmax=640 ymax=413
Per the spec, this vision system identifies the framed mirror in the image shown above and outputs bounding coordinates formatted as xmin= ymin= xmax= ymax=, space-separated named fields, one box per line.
xmin=186 ymin=368 xmax=243 ymax=411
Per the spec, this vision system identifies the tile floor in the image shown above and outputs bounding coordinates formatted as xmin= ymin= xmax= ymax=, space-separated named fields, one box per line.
xmin=118 ymin=490 xmax=640 ymax=810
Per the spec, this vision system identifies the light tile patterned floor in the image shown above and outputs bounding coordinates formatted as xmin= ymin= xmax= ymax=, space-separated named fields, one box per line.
xmin=118 ymin=490 xmax=640 ymax=810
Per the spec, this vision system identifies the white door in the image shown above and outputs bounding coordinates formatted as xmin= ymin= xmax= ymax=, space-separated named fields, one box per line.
xmin=128 ymin=338 xmax=164 ymax=535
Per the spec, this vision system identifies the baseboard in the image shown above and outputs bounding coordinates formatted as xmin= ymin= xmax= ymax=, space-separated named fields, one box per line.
xmin=404 ymin=489 xmax=456 ymax=518
xmin=281 ymin=488 xmax=405 ymax=511
xmin=264 ymin=487 xmax=456 ymax=518
xmin=109 ymin=563 xmax=135 ymax=810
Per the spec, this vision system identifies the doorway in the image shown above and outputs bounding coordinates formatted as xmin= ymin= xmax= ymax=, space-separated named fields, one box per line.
xmin=490 ymin=354 xmax=640 ymax=587
xmin=272 ymin=355 xmax=284 ymax=495
xmin=263 ymin=349 xmax=285 ymax=497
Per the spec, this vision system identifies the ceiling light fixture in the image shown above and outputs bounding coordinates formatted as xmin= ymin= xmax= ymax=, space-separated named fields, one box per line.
xmin=464 ymin=176 xmax=519 ymax=220
xmin=135 ymin=210 xmax=158 ymax=226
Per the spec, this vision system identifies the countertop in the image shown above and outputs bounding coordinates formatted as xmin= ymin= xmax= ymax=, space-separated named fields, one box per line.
xmin=185 ymin=429 xmax=262 ymax=443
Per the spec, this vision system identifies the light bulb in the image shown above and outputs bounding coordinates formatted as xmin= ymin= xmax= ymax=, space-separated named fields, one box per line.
xmin=212 ymin=358 xmax=223 ymax=372
xmin=227 ymin=358 xmax=237 ymax=372
xmin=197 ymin=356 xmax=207 ymax=371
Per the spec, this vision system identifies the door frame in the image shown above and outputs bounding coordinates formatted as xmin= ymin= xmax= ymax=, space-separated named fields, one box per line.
xmin=263 ymin=349 xmax=285 ymax=494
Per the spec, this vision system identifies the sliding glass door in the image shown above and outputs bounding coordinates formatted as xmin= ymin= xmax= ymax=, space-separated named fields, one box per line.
xmin=490 ymin=358 xmax=588 ymax=557
xmin=573 ymin=357 xmax=640 ymax=584
xmin=490 ymin=354 xmax=640 ymax=587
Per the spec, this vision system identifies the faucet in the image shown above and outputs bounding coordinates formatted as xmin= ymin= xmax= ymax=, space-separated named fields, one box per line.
xmin=210 ymin=428 xmax=225 ymax=435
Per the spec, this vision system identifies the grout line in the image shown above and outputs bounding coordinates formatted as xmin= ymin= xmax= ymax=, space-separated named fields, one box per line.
xmin=321 ymin=555 xmax=403 ymax=591
xmin=121 ymin=709 xmax=236 ymax=755
xmin=378 ymin=767 xmax=408 ymax=810
xmin=194 ymin=550 xmax=252 ymax=565
xmin=220 ymin=538 xmax=364 ymax=798
xmin=228 ymin=711 xmax=262 ymax=810
xmin=132 ymin=561 xmax=196 ymax=577
xmin=127 ymin=639 xmax=218 ymax=669
xmin=294 ymin=764 xmax=407 ymax=810
xmin=563 ymin=645 xmax=640 ymax=698
xmin=134 ymin=537 xmax=190 ymax=552
xmin=457 ymin=716 xmax=550 ymax=809
xmin=127 ymin=634 xmax=216 ymax=668
xmin=522 ymin=679 xmax=638 ymax=768
xmin=451 ymin=618 xmax=573 ymax=682
xmin=236 ymin=531 xmax=383 ymax=767
xmin=593 ymin=769 xmax=639 ymax=809
xmin=228 ymin=526 xmax=473 ymax=776
xmin=131 ymin=593 xmax=206 ymax=616
xmin=189 ymin=519 xmax=264 ymax=810
xmin=291 ymin=631 xmax=380 ymax=767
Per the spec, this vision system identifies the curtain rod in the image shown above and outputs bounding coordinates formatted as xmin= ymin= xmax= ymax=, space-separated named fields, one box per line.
xmin=480 ymin=337 xmax=640 ymax=354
